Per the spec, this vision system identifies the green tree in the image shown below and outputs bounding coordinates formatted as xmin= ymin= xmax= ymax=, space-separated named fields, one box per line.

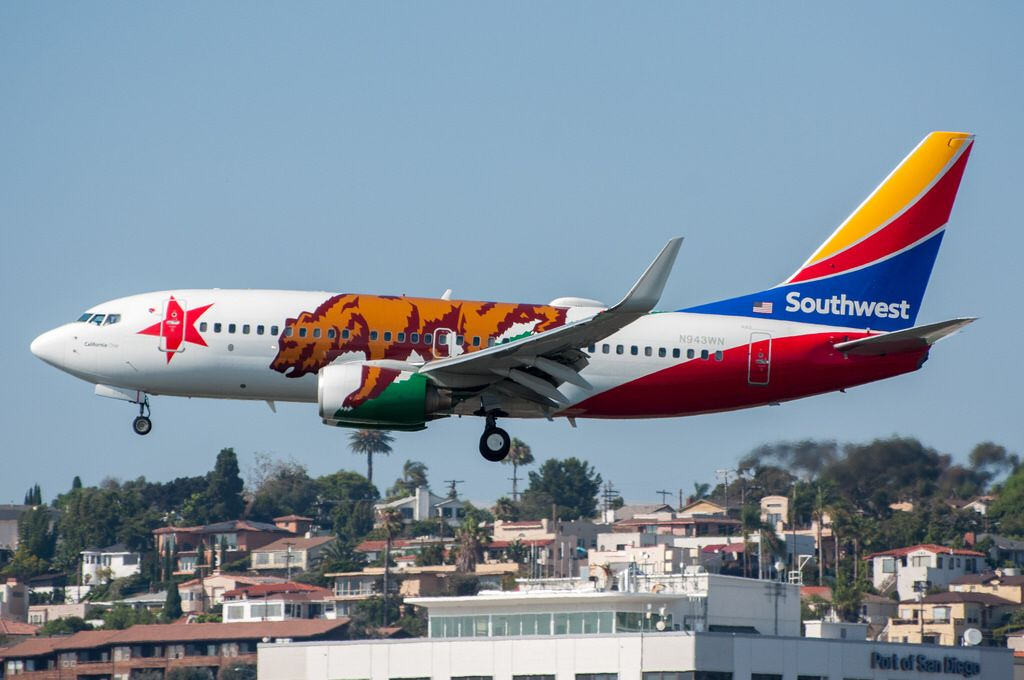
xmin=376 ymin=508 xmax=403 ymax=627
xmin=218 ymin=665 xmax=257 ymax=680
xmin=164 ymin=581 xmax=183 ymax=620
xmin=415 ymin=543 xmax=445 ymax=567
xmin=521 ymin=457 xmax=602 ymax=520
xmin=23 ymin=484 xmax=42 ymax=506
xmin=71 ymin=476 xmax=83 ymax=490
xmin=387 ymin=460 xmax=429 ymax=499
xmin=454 ymin=519 xmax=488 ymax=574
xmin=316 ymin=470 xmax=380 ymax=541
xmin=166 ymin=669 xmax=214 ymax=680
xmin=987 ymin=461 xmax=1024 ymax=535
xmin=38 ymin=616 xmax=92 ymax=636
xmin=206 ymin=448 xmax=245 ymax=521
xmin=493 ymin=496 xmax=519 ymax=522
xmin=501 ymin=438 xmax=534 ymax=501
xmin=319 ymin=540 xmax=366 ymax=574
xmin=103 ymin=603 xmax=157 ymax=629
xmin=17 ymin=506 xmax=55 ymax=561
xmin=348 ymin=430 xmax=394 ymax=485
xmin=248 ymin=459 xmax=319 ymax=521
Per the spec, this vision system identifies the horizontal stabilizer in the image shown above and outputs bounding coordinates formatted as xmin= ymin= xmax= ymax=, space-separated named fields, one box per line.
xmin=833 ymin=317 xmax=976 ymax=356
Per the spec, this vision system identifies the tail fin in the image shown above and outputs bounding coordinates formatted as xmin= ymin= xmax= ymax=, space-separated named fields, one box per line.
xmin=684 ymin=132 xmax=974 ymax=331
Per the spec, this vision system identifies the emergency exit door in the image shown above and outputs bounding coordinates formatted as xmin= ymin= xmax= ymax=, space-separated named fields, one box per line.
xmin=748 ymin=332 xmax=772 ymax=385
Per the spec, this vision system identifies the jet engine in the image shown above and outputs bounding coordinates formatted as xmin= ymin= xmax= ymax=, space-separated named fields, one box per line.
xmin=317 ymin=362 xmax=451 ymax=431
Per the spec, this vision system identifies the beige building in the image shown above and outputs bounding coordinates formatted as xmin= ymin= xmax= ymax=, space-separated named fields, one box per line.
xmin=177 ymin=573 xmax=287 ymax=614
xmin=251 ymin=535 xmax=337 ymax=575
xmin=950 ymin=570 xmax=1024 ymax=603
xmin=889 ymin=591 xmax=1015 ymax=646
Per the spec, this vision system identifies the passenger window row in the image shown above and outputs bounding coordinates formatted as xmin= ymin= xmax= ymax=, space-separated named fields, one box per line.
xmin=198 ymin=322 xmax=280 ymax=337
xmin=587 ymin=343 xmax=724 ymax=362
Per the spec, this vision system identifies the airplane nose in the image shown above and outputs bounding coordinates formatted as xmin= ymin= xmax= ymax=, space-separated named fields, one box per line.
xmin=30 ymin=328 xmax=66 ymax=368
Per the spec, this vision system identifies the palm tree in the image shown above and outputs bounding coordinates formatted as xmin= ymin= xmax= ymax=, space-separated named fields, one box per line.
xmin=455 ymin=519 xmax=488 ymax=574
xmin=741 ymin=505 xmax=783 ymax=578
xmin=692 ymin=481 xmax=711 ymax=501
xmin=388 ymin=460 xmax=428 ymax=498
xmin=376 ymin=508 xmax=403 ymax=627
xmin=501 ymin=438 xmax=534 ymax=501
xmin=348 ymin=430 xmax=394 ymax=486
xmin=493 ymin=496 xmax=519 ymax=522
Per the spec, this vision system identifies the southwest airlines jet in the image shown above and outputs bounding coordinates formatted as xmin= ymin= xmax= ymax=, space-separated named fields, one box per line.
xmin=31 ymin=132 xmax=975 ymax=461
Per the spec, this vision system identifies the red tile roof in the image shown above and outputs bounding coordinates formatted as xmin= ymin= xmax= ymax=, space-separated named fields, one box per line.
xmin=801 ymin=586 xmax=834 ymax=602
xmin=904 ymin=591 xmax=1016 ymax=606
xmin=701 ymin=543 xmax=745 ymax=554
xmin=223 ymin=582 xmax=333 ymax=599
xmin=865 ymin=544 xmax=985 ymax=559
xmin=274 ymin=515 xmax=314 ymax=522
xmin=0 ymin=619 xmax=39 ymax=636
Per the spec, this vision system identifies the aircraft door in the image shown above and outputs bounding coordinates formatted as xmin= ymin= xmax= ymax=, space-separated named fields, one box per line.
xmin=748 ymin=332 xmax=771 ymax=385
xmin=159 ymin=298 xmax=188 ymax=355
xmin=433 ymin=328 xmax=454 ymax=359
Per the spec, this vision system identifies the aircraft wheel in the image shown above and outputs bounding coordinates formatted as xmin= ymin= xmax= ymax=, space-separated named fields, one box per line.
xmin=479 ymin=426 xmax=511 ymax=462
xmin=132 ymin=416 xmax=153 ymax=436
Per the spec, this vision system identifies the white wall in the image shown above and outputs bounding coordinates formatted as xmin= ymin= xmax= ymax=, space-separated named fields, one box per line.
xmin=258 ymin=631 xmax=1012 ymax=680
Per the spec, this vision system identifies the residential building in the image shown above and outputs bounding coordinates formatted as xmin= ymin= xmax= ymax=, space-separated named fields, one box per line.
xmin=0 ymin=580 xmax=29 ymax=623
xmin=0 ymin=507 xmax=56 ymax=554
xmin=601 ymin=503 xmax=674 ymax=524
xmin=678 ymin=498 xmax=728 ymax=517
xmin=26 ymin=603 xmax=94 ymax=627
xmin=950 ymin=570 xmax=1024 ymax=603
xmin=800 ymin=585 xmax=897 ymax=639
xmin=0 ymin=619 xmax=350 ymax=679
xmin=969 ymin=532 xmax=1024 ymax=568
xmin=272 ymin=514 xmax=314 ymax=535
xmin=889 ymin=591 xmax=1016 ymax=646
xmin=760 ymin=495 xmax=789 ymax=532
xmin=329 ymin=564 xmax=519 ymax=617
xmin=354 ymin=536 xmax=454 ymax=563
xmin=80 ymin=544 xmax=141 ymax=584
xmin=490 ymin=519 xmax=598 ymax=578
xmin=374 ymin=486 xmax=466 ymax=528
xmin=153 ymin=519 xmax=295 ymax=575
xmin=177 ymin=573 xmax=288 ymax=614
xmin=251 ymin=535 xmax=337 ymax=576
xmin=0 ymin=619 xmax=38 ymax=646
xmin=222 ymin=582 xmax=337 ymax=623
xmin=867 ymin=544 xmax=984 ymax=600
xmin=949 ymin=495 xmax=995 ymax=516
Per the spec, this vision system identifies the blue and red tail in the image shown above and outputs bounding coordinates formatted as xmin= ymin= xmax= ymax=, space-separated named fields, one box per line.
xmin=684 ymin=132 xmax=974 ymax=331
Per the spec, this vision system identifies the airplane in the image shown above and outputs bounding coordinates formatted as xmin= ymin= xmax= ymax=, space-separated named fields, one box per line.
xmin=31 ymin=131 xmax=976 ymax=462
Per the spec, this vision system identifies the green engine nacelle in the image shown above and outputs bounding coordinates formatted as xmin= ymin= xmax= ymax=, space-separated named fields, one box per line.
xmin=317 ymin=362 xmax=449 ymax=431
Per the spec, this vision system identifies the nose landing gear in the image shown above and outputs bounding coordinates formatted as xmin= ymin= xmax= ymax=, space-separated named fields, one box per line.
xmin=479 ymin=414 xmax=511 ymax=461
xmin=132 ymin=398 xmax=152 ymax=436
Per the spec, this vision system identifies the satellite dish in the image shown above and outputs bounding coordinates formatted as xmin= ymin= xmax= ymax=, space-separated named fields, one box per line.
xmin=655 ymin=620 xmax=667 ymax=631
xmin=774 ymin=560 xmax=787 ymax=573
xmin=963 ymin=628 xmax=983 ymax=646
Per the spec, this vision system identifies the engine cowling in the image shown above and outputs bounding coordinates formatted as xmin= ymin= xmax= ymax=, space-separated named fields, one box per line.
xmin=317 ymin=362 xmax=450 ymax=431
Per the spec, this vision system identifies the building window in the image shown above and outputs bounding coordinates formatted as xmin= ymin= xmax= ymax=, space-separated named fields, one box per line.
xmin=881 ymin=557 xmax=896 ymax=573
xmin=514 ymin=676 xmax=555 ymax=680
xmin=576 ymin=674 xmax=618 ymax=680
xmin=750 ymin=675 xmax=783 ymax=680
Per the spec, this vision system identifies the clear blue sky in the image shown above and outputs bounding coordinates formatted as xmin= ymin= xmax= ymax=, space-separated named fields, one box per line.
xmin=1 ymin=3 xmax=1020 ymax=506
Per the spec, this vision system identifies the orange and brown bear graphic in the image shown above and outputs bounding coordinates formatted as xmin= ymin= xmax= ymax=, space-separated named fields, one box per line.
xmin=270 ymin=295 xmax=568 ymax=408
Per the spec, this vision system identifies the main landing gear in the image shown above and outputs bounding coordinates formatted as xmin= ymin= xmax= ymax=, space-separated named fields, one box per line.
xmin=479 ymin=413 xmax=511 ymax=462
xmin=132 ymin=398 xmax=152 ymax=436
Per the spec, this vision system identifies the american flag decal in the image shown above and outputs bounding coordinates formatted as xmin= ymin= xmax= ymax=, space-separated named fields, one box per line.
xmin=752 ymin=301 xmax=773 ymax=314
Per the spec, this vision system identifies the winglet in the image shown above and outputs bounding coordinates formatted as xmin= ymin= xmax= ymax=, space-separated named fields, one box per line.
xmin=611 ymin=237 xmax=683 ymax=313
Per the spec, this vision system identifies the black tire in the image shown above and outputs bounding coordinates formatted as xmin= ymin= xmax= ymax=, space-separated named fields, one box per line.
xmin=132 ymin=416 xmax=152 ymax=436
xmin=479 ymin=426 xmax=511 ymax=462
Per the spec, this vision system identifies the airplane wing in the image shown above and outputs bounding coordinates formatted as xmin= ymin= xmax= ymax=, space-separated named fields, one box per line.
xmin=833 ymin=317 xmax=976 ymax=357
xmin=418 ymin=238 xmax=683 ymax=407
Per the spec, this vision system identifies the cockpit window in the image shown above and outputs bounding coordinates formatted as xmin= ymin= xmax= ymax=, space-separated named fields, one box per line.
xmin=77 ymin=313 xmax=93 ymax=322
xmin=104 ymin=314 xmax=121 ymax=325
xmin=90 ymin=314 xmax=106 ymax=326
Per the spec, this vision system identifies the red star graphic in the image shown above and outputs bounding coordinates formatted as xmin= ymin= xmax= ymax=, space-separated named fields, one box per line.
xmin=138 ymin=296 xmax=214 ymax=363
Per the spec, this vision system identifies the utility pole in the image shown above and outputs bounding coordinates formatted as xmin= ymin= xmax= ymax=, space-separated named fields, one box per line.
xmin=601 ymin=481 xmax=619 ymax=521
xmin=444 ymin=479 xmax=464 ymax=499
xmin=656 ymin=490 xmax=672 ymax=505
xmin=715 ymin=469 xmax=733 ymax=511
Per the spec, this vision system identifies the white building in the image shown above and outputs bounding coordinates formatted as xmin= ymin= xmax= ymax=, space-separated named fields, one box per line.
xmin=259 ymin=626 xmax=1011 ymax=680
xmin=80 ymin=543 xmax=142 ymax=584
xmin=867 ymin=544 xmax=984 ymax=601
xmin=375 ymin=486 xmax=466 ymax=528
xmin=223 ymin=582 xmax=338 ymax=622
